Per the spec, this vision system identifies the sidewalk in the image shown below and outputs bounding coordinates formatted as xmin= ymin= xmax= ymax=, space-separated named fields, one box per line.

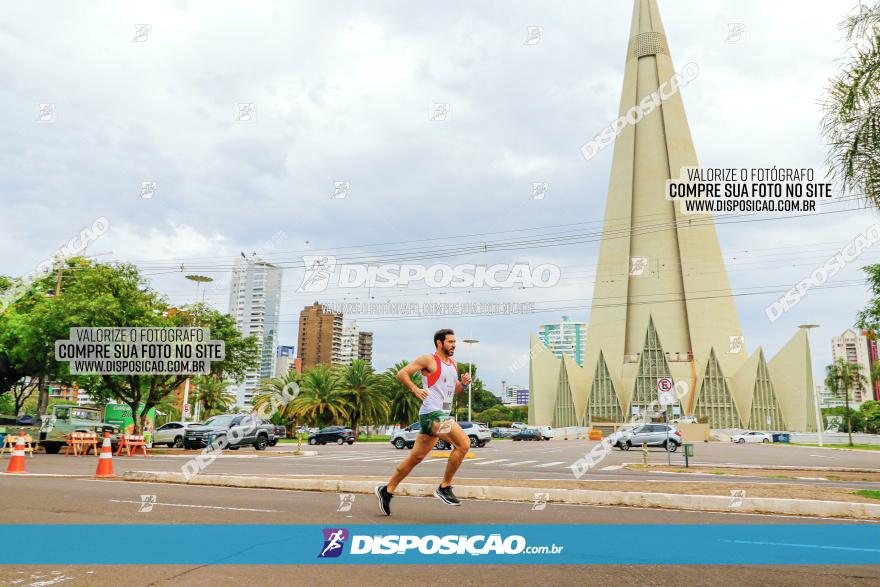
xmin=123 ymin=470 xmax=880 ymax=520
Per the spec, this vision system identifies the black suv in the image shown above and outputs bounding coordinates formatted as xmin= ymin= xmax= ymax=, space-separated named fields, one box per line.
xmin=308 ymin=426 xmax=355 ymax=445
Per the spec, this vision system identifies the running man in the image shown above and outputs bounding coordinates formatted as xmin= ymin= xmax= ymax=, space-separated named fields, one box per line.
xmin=375 ymin=328 xmax=472 ymax=515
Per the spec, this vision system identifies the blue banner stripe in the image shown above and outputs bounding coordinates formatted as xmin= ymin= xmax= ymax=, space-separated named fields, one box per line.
xmin=0 ymin=525 xmax=877 ymax=565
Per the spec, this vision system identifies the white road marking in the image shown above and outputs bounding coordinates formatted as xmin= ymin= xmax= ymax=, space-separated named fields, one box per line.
xmin=473 ymin=459 xmax=510 ymax=465
xmin=719 ymin=539 xmax=880 ymax=553
xmin=600 ymin=465 xmax=624 ymax=471
xmin=809 ymin=454 xmax=839 ymax=459
xmin=534 ymin=461 xmax=566 ymax=468
xmin=501 ymin=460 xmax=539 ymax=467
xmin=108 ymin=499 xmax=277 ymax=512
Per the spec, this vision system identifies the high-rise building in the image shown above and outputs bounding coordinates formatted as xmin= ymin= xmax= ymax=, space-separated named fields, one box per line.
xmin=529 ymin=0 xmax=814 ymax=431
xmin=297 ymin=302 xmax=343 ymax=369
xmin=338 ymin=320 xmax=375 ymax=366
xmin=228 ymin=256 xmax=283 ymax=408
xmin=538 ymin=316 xmax=586 ymax=365
xmin=275 ymin=345 xmax=296 ymax=378
xmin=817 ymin=384 xmax=844 ymax=409
xmin=358 ymin=331 xmax=374 ymax=366
xmin=831 ymin=329 xmax=873 ymax=405
xmin=502 ymin=384 xmax=529 ymax=406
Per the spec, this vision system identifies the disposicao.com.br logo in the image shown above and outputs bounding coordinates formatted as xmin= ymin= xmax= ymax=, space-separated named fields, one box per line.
xmin=318 ymin=528 xmax=564 ymax=558
xmin=297 ymin=256 xmax=561 ymax=293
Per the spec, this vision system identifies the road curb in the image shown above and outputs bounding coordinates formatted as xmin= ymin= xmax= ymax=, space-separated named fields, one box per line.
xmin=122 ymin=471 xmax=880 ymax=520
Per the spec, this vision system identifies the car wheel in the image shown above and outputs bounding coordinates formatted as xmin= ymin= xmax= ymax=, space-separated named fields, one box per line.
xmin=337 ymin=438 xmax=344 ymax=445
xmin=228 ymin=445 xmax=239 ymax=450
xmin=623 ymin=441 xmax=631 ymax=451
xmin=665 ymin=441 xmax=678 ymax=453
xmin=762 ymin=438 xmax=770 ymax=444
xmin=320 ymin=442 xmax=327 ymax=445
xmin=173 ymin=436 xmax=184 ymax=448
xmin=347 ymin=440 xmax=354 ymax=445
xmin=308 ymin=438 xmax=317 ymax=445
xmin=737 ymin=438 xmax=745 ymax=444
xmin=254 ymin=435 xmax=268 ymax=451
xmin=394 ymin=438 xmax=406 ymax=449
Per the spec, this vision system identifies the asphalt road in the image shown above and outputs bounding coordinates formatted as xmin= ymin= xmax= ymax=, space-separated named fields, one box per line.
xmin=2 ymin=441 xmax=878 ymax=586
xmin=6 ymin=440 xmax=879 ymax=491
xmin=0 ymin=474 xmax=878 ymax=587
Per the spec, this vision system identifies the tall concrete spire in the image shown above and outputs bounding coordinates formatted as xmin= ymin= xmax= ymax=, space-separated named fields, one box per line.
xmin=529 ymin=0 xmax=815 ymax=431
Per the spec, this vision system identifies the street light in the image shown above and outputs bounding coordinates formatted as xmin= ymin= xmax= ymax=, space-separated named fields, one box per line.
xmin=462 ymin=338 xmax=479 ymax=421
xmin=185 ymin=274 xmax=214 ymax=303
xmin=799 ymin=324 xmax=822 ymax=447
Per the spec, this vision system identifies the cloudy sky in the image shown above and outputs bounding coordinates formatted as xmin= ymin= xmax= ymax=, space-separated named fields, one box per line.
xmin=2 ymin=0 xmax=878 ymax=398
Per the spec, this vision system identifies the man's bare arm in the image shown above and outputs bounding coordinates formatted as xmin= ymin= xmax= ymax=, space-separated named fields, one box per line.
xmin=397 ymin=354 xmax=435 ymax=400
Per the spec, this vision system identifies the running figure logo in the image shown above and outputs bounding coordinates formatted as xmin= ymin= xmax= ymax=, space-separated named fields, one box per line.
xmin=318 ymin=528 xmax=349 ymax=558
xmin=298 ymin=255 xmax=337 ymax=293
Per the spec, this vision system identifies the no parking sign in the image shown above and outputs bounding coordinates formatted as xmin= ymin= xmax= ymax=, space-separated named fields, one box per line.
xmin=657 ymin=377 xmax=674 ymax=406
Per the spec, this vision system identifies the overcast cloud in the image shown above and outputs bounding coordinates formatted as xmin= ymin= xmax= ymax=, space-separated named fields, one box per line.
xmin=2 ymin=0 xmax=878 ymax=396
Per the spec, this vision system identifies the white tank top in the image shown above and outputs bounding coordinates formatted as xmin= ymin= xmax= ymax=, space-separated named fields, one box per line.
xmin=418 ymin=353 xmax=458 ymax=415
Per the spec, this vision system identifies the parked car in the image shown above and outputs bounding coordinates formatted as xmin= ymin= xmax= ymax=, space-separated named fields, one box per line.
xmin=731 ymin=431 xmax=772 ymax=444
xmin=491 ymin=427 xmax=514 ymax=439
xmin=512 ymin=428 xmax=545 ymax=441
xmin=616 ymin=423 xmax=681 ymax=451
xmin=183 ymin=414 xmax=275 ymax=450
xmin=269 ymin=424 xmax=287 ymax=446
xmin=532 ymin=425 xmax=554 ymax=439
xmin=458 ymin=421 xmax=492 ymax=447
xmin=308 ymin=426 xmax=355 ymax=445
xmin=510 ymin=422 xmax=527 ymax=430
xmin=153 ymin=421 xmax=202 ymax=448
xmin=607 ymin=425 xmax=635 ymax=447
xmin=390 ymin=423 xmax=451 ymax=450
xmin=38 ymin=405 xmax=121 ymax=454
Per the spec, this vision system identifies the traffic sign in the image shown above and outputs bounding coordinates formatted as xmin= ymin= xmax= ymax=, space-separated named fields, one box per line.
xmin=183 ymin=403 xmax=191 ymax=417
xmin=657 ymin=377 xmax=674 ymax=406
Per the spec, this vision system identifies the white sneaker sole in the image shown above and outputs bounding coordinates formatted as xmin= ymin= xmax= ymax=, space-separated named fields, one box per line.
xmin=434 ymin=489 xmax=461 ymax=506
xmin=375 ymin=486 xmax=391 ymax=515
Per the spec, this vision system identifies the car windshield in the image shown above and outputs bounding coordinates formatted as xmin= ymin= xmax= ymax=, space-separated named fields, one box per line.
xmin=204 ymin=416 xmax=234 ymax=427
xmin=71 ymin=409 xmax=100 ymax=421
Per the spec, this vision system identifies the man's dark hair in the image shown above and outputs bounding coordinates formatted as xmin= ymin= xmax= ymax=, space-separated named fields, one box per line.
xmin=434 ymin=328 xmax=455 ymax=348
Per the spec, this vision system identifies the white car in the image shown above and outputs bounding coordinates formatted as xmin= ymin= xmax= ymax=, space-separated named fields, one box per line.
xmin=731 ymin=431 xmax=772 ymax=444
xmin=153 ymin=421 xmax=202 ymax=448
xmin=531 ymin=425 xmax=554 ymax=439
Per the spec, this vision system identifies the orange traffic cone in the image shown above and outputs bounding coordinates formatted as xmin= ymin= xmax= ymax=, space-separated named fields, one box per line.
xmin=95 ymin=432 xmax=115 ymax=478
xmin=5 ymin=432 xmax=27 ymax=474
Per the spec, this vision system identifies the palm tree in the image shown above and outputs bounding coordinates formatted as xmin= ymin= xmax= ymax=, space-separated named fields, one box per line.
xmin=821 ymin=1 xmax=880 ymax=206
xmin=253 ymin=370 xmax=301 ymax=424
xmin=825 ymin=358 xmax=869 ymax=446
xmin=340 ymin=359 xmax=388 ymax=436
xmin=192 ymin=376 xmax=235 ymax=420
xmin=287 ymin=364 xmax=349 ymax=427
xmin=377 ymin=360 xmax=422 ymax=426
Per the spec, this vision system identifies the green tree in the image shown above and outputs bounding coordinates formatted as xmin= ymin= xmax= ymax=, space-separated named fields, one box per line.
xmin=288 ymin=364 xmax=349 ymax=427
xmin=860 ymin=399 xmax=880 ymax=434
xmin=340 ymin=359 xmax=388 ymax=435
xmin=825 ymin=358 xmax=869 ymax=446
xmin=253 ymin=370 xmax=301 ymax=426
xmin=821 ymin=1 xmax=880 ymax=206
xmin=377 ymin=360 xmax=422 ymax=426
xmin=192 ymin=376 xmax=236 ymax=419
xmin=1 ymin=259 xmax=259 ymax=432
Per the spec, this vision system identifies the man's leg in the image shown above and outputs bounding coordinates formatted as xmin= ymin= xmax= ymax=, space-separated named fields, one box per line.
xmin=436 ymin=422 xmax=470 ymax=488
xmin=386 ymin=432 xmax=436 ymax=493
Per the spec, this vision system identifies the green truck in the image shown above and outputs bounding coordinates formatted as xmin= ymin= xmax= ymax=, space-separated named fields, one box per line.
xmin=38 ymin=404 xmax=120 ymax=454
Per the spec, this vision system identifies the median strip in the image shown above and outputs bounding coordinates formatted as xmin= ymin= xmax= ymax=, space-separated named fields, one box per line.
xmin=122 ymin=471 xmax=880 ymax=520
